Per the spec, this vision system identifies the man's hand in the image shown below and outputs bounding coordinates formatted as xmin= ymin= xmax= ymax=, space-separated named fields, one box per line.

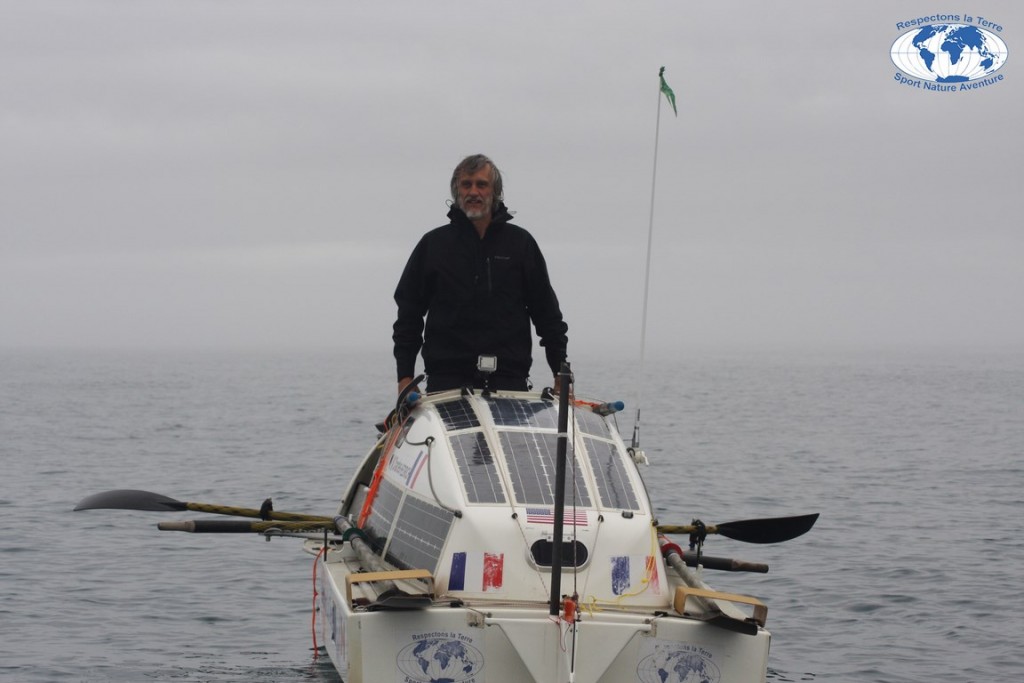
xmin=398 ymin=376 xmax=418 ymax=395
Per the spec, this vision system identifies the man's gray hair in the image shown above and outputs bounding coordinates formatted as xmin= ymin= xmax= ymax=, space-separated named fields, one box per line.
xmin=450 ymin=154 xmax=504 ymax=204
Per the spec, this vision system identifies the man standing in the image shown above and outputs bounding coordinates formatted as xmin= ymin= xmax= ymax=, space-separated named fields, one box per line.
xmin=393 ymin=154 xmax=569 ymax=394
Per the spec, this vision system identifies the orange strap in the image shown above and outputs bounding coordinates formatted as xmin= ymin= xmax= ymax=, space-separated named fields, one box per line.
xmin=357 ymin=419 xmax=406 ymax=528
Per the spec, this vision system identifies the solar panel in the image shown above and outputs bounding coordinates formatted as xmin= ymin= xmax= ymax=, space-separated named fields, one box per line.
xmin=435 ymin=398 xmax=480 ymax=431
xmin=386 ymin=495 xmax=455 ymax=571
xmin=584 ymin=436 xmax=640 ymax=510
xmin=450 ymin=431 xmax=506 ymax=504
xmin=499 ymin=431 xmax=592 ymax=507
xmin=363 ymin=479 xmax=402 ymax=550
xmin=575 ymin=407 xmax=612 ymax=438
xmin=488 ymin=398 xmax=559 ymax=429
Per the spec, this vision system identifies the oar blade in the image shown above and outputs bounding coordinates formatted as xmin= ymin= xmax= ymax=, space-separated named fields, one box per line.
xmin=74 ymin=489 xmax=187 ymax=512
xmin=715 ymin=513 xmax=819 ymax=544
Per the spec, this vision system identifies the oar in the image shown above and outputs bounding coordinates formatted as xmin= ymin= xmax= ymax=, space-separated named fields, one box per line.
xmin=657 ymin=513 xmax=819 ymax=544
xmin=74 ymin=489 xmax=332 ymax=523
xmin=78 ymin=490 xmax=433 ymax=604
xmin=158 ymin=519 xmax=335 ymax=533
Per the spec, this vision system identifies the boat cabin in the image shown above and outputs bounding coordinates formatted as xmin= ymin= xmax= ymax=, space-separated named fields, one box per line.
xmin=341 ymin=389 xmax=666 ymax=607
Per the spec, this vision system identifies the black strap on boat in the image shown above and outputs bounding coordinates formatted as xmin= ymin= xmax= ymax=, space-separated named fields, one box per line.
xmin=341 ymin=526 xmax=369 ymax=544
xmin=689 ymin=518 xmax=707 ymax=566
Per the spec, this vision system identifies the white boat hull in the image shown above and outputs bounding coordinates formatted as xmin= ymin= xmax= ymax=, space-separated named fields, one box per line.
xmin=315 ymin=542 xmax=770 ymax=683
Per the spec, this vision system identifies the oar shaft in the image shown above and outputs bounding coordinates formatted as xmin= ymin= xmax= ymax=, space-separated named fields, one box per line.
xmin=657 ymin=524 xmax=721 ymax=535
xmin=682 ymin=554 xmax=768 ymax=573
xmin=158 ymin=520 xmax=335 ymax=533
xmin=183 ymin=502 xmax=332 ymax=523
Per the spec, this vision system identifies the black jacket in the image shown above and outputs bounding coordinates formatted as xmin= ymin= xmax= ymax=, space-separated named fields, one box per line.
xmin=393 ymin=204 xmax=568 ymax=382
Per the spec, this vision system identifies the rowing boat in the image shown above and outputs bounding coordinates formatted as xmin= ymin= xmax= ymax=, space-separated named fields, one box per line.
xmin=75 ymin=367 xmax=816 ymax=683
xmin=305 ymin=371 xmax=800 ymax=683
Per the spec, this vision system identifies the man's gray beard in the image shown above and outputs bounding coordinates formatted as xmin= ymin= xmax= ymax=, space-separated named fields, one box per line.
xmin=460 ymin=200 xmax=492 ymax=221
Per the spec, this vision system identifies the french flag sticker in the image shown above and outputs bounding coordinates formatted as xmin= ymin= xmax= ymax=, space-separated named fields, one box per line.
xmin=448 ymin=552 xmax=504 ymax=592
xmin=610 ymin=555 xmax=661 ymax=596
xmin=405 ymin=450 xmax=428 ymax=488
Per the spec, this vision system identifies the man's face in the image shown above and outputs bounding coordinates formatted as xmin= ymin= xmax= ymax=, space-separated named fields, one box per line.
xmin=456 ymin=165 xmax=494 ymax=222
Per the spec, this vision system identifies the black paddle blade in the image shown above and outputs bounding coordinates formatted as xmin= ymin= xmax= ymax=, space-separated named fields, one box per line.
xmin=74 ymin=489 xmax=187 ymax=512
xmin=715 ymin=513 xmax=819 ymax=544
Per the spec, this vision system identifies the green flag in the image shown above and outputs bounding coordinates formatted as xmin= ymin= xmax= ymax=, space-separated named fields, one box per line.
xmin=659 ymin=66 xmax=677 ymax=116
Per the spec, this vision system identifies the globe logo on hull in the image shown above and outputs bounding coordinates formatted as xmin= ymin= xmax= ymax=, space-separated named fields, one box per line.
xmin=891 ymin=24 xmax=1008 ymax=82
xmin=396 ymin=637 xmax=484 ymax=683
xmin=637 ymin=648 xmax=721 ymax=683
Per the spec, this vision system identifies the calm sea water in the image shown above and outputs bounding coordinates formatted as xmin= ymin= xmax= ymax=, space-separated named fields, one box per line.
xmin=2 ymin=347 xmax=1022 ymax=682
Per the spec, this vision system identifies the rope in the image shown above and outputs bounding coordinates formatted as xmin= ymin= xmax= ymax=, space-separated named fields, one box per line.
xmin=416 ymin=436 xmax=460 ymax=518
xmin=608 ymin=526 xmax=661 ymax=604
xmin=310 ymin=543 xmax=327 ymax=658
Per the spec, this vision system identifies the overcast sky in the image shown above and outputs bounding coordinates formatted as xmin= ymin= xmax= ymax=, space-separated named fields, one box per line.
xmin=2 ymin=0 xmax=1021 ymax=358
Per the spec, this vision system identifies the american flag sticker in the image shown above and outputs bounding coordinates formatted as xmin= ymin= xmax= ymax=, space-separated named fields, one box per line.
xmin=610 ymin=555 xmax=661 ymax=596
xmin=448 ymin=552 xmax=504 ymax=592
xmin=525 ymin=507 xmax=589 ymax=526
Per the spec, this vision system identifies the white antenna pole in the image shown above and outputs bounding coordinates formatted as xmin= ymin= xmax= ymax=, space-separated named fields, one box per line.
xmin=632 ymin=67 xmax=673 ymax=450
